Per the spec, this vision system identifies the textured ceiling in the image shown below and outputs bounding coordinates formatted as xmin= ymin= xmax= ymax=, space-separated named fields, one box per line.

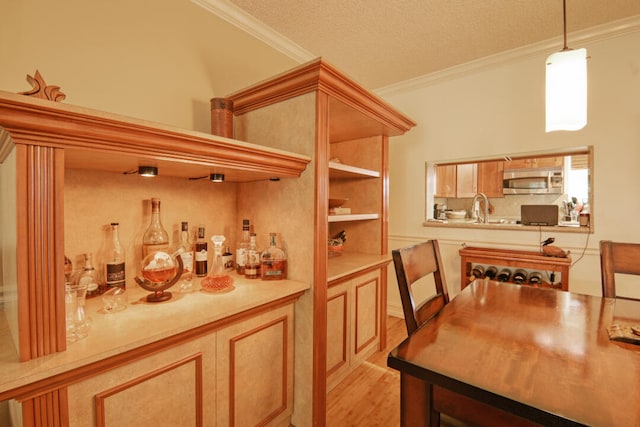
xmin=223 ymin=0 xmax=640 ymax=89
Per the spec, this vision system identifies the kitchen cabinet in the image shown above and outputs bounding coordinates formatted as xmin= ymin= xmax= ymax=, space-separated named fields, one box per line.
xmin=326 ymin=270 xmax=381 ymax=391
xmin=0 ymin=86 xmax=310 ymax=425
xmin=504 ymin=156 xmax=564 ymax=170
xmin=436 ymin=161 xmax=503 ymax=199
xmin=435 ymin=164 xmax=456 ymax=198
xmin=477 ymin=160 xmax=504 ymax=198
xmin=456 ymin=163 xmax=478 ymax=198
xmin=227 ymin=58 xmax=415 ymax=422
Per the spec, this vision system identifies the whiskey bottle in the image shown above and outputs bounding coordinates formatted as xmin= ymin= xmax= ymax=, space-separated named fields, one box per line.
xmin=244 ymin=232 xmax=260 ymax=279
xmin=195 ymin=225 xmax=208 ymax=277
xmin=235 ymin=219 xmax=250 ymax=274
xmin=260 ymin=232 xmax=287 ymax=280
xmin=177 ymin=221 xmax=194 ymax=291
xmin=80 ymin=253 xmax=103 ymax=298
xmin=104 ymin=222 xmax=126 ymax=290
xmin=142 ymin=198 xmax=169 ymax=257
xmin=223 ymin=246 xmax=234 ymax=272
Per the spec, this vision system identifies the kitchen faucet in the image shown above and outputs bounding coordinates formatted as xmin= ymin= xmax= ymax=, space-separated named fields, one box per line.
xmin=472 ymin=192 xmax=489 ymax=223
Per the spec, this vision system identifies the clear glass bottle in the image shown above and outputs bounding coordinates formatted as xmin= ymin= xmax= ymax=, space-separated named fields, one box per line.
xmin=142 ymin=198 xmax=169 ymax=257
xmin=104 ymin=222 xmax=126 ymax=290
xmin=235 ymin=219 xmax=250 ymax=274
xmin=81 ymin=252 xmax=103 ymax=298
xmin=201 ymin=235 xmax=234 ymax=292
xmin=177 ymin=221 xmax=194 ymax=291
xmin=260 ymin=232 xmax=287 ymax=280
xmin=194 ymin=225 xmax=208 ymax=277
xmin=244 ymin=232 xmax=260 ymax=279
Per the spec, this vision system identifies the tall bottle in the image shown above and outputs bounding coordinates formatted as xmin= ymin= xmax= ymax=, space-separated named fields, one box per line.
xmin=177 ymin=221 xmax=194 ymax=291
xmin=195 ymin=225 xmax=208 ymax=277
xmin=104 ymin=222 xmax=126 ymax=290
xmin=244 ymin=232 xmax=260 ymax=279
xmin=81 ymin=253 xmax=103 ymax=298
xmin=235 ymin=219 xmax=250 ymax=274
xmin=142 ymin=198 xmax=169 ymax=257
xmin=261 ymin=232 xmax=287 ymax=280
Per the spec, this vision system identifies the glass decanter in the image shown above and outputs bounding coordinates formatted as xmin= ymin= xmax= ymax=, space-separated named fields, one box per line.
xmin=201 ymin=235 xmax=234 ymax=293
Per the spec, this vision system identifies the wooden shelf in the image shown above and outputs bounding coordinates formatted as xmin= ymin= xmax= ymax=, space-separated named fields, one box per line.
xmin=328 ymin=161 xmax=379 ymax=179
xmin=328 ymin=213 xmax=379 ymax=222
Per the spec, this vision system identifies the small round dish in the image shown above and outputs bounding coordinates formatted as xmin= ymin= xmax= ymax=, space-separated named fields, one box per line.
xmin=445 ymin=210 xmax=467 ymax=220
xmin=329 ymin=198 xmax=348 ymax=209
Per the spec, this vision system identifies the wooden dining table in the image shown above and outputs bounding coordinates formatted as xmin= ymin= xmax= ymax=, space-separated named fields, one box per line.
xmin=387 ymin=279 xmax=640 ymax=426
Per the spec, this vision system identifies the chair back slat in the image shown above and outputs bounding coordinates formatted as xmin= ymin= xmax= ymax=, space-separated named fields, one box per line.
xmin=600 ymin=240 xmax=640 ymax=300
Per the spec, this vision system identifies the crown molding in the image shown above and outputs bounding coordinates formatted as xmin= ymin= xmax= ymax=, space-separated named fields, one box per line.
xmin=191 ymin=0 xmax=315 ymax=63
xmin=377 ymin=15 xmax=640 ymax=96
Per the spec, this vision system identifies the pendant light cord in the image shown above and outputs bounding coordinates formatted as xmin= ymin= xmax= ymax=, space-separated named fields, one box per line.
xmin=562 ymin=0 xmax=569 ymax=51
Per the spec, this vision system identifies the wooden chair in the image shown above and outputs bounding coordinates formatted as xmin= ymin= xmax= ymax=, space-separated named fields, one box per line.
xmin=392 ymin=240 xmax=538 ymax=427
xmin=600 ymin=240 xmax=640 ymax=300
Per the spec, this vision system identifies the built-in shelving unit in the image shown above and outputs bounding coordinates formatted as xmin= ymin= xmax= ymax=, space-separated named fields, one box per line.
xmin=328 ymin=161 xmax=380 ymax=179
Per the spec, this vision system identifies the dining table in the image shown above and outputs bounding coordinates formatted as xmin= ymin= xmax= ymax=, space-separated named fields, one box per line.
xmin=387 ymin=279 xmax=640 ymax=426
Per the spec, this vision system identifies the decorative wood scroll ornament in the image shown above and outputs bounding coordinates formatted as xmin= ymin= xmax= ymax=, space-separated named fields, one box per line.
xmin=19 ymin=70 xmax=66 ymax=102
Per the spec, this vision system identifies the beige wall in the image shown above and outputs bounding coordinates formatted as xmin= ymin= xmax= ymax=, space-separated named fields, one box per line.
xmin=0 ymin=0 xmax=297 ymax=132
xmin=383 ymin=28 xmax=640 ymax=312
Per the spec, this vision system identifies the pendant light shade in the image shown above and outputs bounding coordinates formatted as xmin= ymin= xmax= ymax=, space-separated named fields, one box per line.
xmin=545 ymin=0 xmax=587 ymax=132
xmin=546 ymin=48 xmax=587 ymax=132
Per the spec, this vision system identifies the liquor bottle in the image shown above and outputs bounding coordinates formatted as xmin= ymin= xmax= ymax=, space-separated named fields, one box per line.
xmin=244 ymin=232 xmax=260 ymax=279
xmin=80 ymin=253 xmax=103 ymax=298
xmin=104 ymin=222 xmax=126 ymax=290
xmin=177 ymin=221 xmax=194 ymax=291
xmin=195 ymin=225 xmax=208 ymax=277
xmin=497 ymin=268 xmax=512 ymax=282
xmin=261 ymin=232 xmax=287 ymax=280
xmin=484 ymin=266 xmax=498 ymax=280
xmin=142 ymin=198 xmax=169 ymax=257
xmin=235 ymin=219 xmax=250 ymax=274
xmin=222 ymin=246 xmax=234 ymax=272
xmin=513 ymin=269 xmax=528 ymax=284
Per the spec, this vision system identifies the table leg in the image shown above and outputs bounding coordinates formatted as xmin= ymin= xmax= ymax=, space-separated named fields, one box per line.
xmin=400 ymin=373 xmax=438 ymax=427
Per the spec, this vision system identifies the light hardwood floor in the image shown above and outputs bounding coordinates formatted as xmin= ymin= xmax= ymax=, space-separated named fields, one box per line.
xmin=326 ymin=315 xmax=408 ymax=427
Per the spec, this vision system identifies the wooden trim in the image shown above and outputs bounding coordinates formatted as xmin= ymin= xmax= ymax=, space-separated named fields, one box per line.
xmin=327 ymin=258 xmax=391 ymax=287
xmin=2 ymin=292 xmax=303 ymax=402
xmin=15 ymin=145 xmax=65 ymax=361
xmin=227 ymin=58 xmax=416 ymax=136
xmin=312 ymin=91 xmax=330 ymax=427
xmin=95 ymin=353 xmax=204 ymax=427
xmin=20 ymin=387 xmax=68 ymax=427
xmin=229 ymin=316 xmax=289 ymax=426
xmin=0 ymin=91 xmax=309 ymax=182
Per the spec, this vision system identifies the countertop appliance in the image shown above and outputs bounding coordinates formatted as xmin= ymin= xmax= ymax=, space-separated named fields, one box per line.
xmin=521 ymin=204 xmax=559 ymax=226
xmin=503 ymin=167 xmax=563 ymax=195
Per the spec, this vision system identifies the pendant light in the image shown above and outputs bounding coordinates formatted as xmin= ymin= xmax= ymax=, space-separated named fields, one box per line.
xmin=545 ymin=0 xmax=587 ymax=132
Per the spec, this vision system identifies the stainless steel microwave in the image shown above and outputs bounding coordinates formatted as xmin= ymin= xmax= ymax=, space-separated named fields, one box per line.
xmin=503 ymin=168 xmax=563 ymax=195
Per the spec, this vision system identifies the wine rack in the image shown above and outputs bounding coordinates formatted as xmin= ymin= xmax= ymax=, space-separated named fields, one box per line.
xmin=459 ymin=246 xmax=571 ymax=291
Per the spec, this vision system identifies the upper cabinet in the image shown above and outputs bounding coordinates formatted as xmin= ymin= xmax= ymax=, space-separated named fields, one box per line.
xmin=435 ymin=161 xmax=502 ymax=198
xmin=504 ymin=156 xmax=563 ymax=170
xmin=477 ymin=160 xmax=504 ymax=198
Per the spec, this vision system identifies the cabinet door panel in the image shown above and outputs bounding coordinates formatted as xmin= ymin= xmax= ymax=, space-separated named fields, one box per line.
xmin=477 ymin=161 xmax=504 ymax=198
xmin=327 ymin=286 xmax=350 ymax=390
xmin=456 ymin=163 xmax=478 ymax=198
xmin=67 ymin=334 xmax=215 ymax=427
xmin=217 ymin=304 xmax=294 ymax=427
xmin=353 ymin=272 xmax=380 ymax=363
xmin=435 ymin=164 xmax=456 ymax=198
